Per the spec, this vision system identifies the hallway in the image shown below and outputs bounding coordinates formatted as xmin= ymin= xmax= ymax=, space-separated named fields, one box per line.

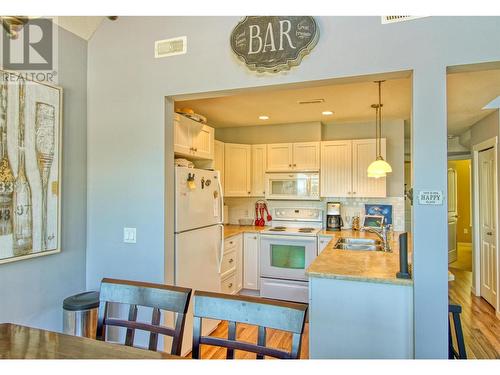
xmin=448 ymin=268 xmax=500 ymax=358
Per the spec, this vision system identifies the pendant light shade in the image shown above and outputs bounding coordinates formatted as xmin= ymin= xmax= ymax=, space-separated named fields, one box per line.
xmin=367 ymin=81 xmax=392 ymax=178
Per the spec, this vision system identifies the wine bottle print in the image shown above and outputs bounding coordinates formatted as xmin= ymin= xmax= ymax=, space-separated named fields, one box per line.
xmin=0 ymin=76 xmax=14 ymax=236
xmin=35 ymin=102 xmax=55 ymax=251
xmin=13 ymin=78 xmax=33 ymax=256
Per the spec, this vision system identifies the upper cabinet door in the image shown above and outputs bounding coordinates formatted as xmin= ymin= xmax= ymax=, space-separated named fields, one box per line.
xmin=191 ymin=123 xmax=214 ymax=159
xmin=267 ymin=143 xmax=293 ymax=172
xmin=173 ymin=114 xmax=192 ymax=156
xmin=214 ymin=140 xmax=225 ymax=191
xmin=293 ymin=142 xmax=320 ymax=171
xmin=352 ymin=139 xmax=387 ymax=198
xmin=320 ymin=140 xmax=352 ymax=197
xmin=251 ymin=144 xmax=267 ymax=197
xmin=224 ymin=143 xmax=251 ymax=197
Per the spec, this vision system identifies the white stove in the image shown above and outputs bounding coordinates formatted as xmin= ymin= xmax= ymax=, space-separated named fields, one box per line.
xmin=259 ymin=208 xmax=323 ymax=303
xmin=261 ymin=226 xmax=321 ymax=236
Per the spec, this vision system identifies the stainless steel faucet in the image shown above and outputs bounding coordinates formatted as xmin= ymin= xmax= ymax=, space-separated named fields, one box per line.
xmin=363 ymin=224 xmax=392 ymax=252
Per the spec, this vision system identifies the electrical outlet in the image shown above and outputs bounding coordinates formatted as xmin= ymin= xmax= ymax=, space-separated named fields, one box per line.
xmin=124 ymin=228 xmax=136 ymax=243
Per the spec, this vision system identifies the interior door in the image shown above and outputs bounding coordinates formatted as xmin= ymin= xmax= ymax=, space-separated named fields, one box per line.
xmin=448 ymin=167 xmax=458 ymax=263
xmin=479 ymin=148 xmax=497 ymax=307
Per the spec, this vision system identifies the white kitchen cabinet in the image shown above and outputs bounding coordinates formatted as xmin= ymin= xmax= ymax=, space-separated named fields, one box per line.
xmin=352 ymin=139 xmax=387 ymax=198
xmin=251 ymin=144 xmax=267 ymax=197
xmin=321 ymin=140 xmax=352 ymax=197
xmin=223 ymin=234 xmax=243 ymax=293
xmin=214 ymin=140 xmax=225 ymax=191
xmin=320 ymin=139 xmax=386 ymax=198
xmin=224 ymin=143 xmax=251 ymax=197
xmin=267 ymin=142 xmax=320 ymax=172
xmin=173 ymin=113 xmax=215 ymax=160
xmin=267 ymin=143 xmax=293 ymax=171
xmin=318 ymin=235 xmax=333 ymax=254
xmin=293 ymin=142 xmax=320 ymax=171
xmin=243 ymin=233 xmax=260 ymax=290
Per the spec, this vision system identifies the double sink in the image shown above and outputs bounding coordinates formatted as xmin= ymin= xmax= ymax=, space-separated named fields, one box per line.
xmin=334 ymin=237 xmax=383 ymax=252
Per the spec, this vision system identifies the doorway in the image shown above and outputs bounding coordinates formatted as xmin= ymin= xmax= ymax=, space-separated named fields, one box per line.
xmin=447 ymin=159 xmax=472 ymax=271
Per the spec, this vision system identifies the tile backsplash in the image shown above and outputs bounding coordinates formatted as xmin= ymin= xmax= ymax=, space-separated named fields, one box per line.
xmin=225 ymin=196 xmax=406 ymax=231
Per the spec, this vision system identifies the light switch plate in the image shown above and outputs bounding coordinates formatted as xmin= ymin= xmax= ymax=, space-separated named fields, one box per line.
xmin=123 ymin=227 xmax=136 ymax=243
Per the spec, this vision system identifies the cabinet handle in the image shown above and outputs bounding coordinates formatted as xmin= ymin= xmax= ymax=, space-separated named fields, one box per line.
xmin=229 ymin=258 xmax=234 ymax=263
xmin=229 ymin=241 xmax=233 ymax=245
xmin=228 ymin=283 xmax=233 ymax=288
xmin=248 ymin=191 xmax=251 ymax=195
xmin=352 ymin=192 xmax=356 ymax=194
xmin=293 ymin=164 xmax=297 ymax=167
xmin=487 ymin=231 xmax=493 ymax=235
xmin=254 ymin=236 xmax=257 ymax=240
xmin=289 ymin=164 xmax=292 ymax=167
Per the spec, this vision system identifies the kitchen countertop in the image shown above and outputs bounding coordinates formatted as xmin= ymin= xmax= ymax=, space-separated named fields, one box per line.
xmin=306 ymin=230 xmax=413 ymax=286
xmin=224 ymin=224 xmax=269 ymax=239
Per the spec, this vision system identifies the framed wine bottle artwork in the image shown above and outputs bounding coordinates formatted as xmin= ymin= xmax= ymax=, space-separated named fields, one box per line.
xmin=0 ymin=70 xmax=62 ymax=264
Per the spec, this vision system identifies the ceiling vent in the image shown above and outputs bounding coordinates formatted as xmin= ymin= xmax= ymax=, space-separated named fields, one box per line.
xmin=155 ymin=36 xmax=187 ymax=58
xmin=298 ymin=99 xmax=325 ymax=105
xmin=381 ymin=16 xmax=427 ymax=24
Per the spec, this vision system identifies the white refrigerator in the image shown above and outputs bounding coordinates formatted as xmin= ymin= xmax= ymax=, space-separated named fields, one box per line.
xmin=174 ymin=167 xmax=224 ymax=356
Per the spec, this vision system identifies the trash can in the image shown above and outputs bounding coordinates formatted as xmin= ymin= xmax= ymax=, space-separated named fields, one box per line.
xmin=63 ymin=291 xmax=99 ymax=338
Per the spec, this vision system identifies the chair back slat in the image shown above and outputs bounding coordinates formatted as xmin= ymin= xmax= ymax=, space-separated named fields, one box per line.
xmin=448 ymin=303 xmax=467 ymax=359
xmin=192 ymin=290 xmax=307 ymax=359
xmin=99 ymin=278 xmax=190 ymax=313
xmin=124 ymin=304 xmax=138 ymax=346
xmin=96 ymin=278 xmax=192 ymax=356
xmin=194 ymin=291 xmax=307 ymax=333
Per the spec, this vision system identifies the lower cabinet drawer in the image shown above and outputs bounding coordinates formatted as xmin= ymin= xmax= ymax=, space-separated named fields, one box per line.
xmin=221 ymin=250 xmax=237 ymax=278
xmin=260 ymin=278 xmax=309 ymax=303
xmin=221 ymin=272 xmax=237 ymax=295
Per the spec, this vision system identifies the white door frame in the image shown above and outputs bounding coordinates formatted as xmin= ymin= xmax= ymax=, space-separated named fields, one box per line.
xmin=472 ymin=136 xmax=499 ymax=317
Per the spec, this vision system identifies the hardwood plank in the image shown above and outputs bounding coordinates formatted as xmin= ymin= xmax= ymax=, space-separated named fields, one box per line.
xmin=448 ymin=268 xmax=500 ymax=359
xmin=186 ymin=321 xmax=309 ymax=359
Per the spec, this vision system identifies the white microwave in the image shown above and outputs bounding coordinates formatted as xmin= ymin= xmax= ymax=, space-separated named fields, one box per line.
xmin=265 ymin=173 xmax=320 ymax=200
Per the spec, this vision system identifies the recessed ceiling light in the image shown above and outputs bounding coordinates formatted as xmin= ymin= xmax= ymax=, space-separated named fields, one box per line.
xmin=259 ymin=115 xmax=269 ymax=120
xmin=322 ymin=111 xmax=334 ymax=116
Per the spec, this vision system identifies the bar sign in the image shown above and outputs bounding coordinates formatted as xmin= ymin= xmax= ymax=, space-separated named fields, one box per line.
xmin=418 ymin=190 xmax=443 ymax=205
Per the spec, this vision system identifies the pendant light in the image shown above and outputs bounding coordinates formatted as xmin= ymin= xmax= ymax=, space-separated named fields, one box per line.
xmin=367 ymin=80 xmax=392 ymax=178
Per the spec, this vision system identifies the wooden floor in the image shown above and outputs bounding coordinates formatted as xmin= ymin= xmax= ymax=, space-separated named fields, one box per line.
xmin=186 ymin=321 xmax=309 ymax=359
xmin=449 ymin=243 xmax=472 ymax=272
xmin=188 ymin=268 xmax=498 ymax=360
xmin=448 ymin=268 xmax=500 ymax=359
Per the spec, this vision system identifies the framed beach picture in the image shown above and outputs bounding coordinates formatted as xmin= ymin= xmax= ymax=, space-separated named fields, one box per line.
xmin=365 ymin=204 xmax=393 ymax=225
xmin=0 ymin=70 xmax=62 ymax=264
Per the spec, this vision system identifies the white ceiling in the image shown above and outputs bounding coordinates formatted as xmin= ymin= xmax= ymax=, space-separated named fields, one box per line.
xmin=177 ymin=69 xmax=500 ymax=135
xmin=447 ymin=69 xmax=500 ymax=135
xmin=53 ymin=16 xmax=105 ymax=40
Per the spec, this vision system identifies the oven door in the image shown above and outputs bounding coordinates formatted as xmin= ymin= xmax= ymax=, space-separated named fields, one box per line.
xmin=265 ymin=173 xmax=319 ymax=200
xmin=260 ymin=234 xmax=317 ymax=281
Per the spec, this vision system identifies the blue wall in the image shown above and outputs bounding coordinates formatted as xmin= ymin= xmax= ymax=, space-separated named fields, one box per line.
xmin=0 ymin=27 xmax=87 ymax=332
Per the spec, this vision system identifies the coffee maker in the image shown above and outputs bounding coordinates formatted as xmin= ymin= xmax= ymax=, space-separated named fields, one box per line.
xmin=326 ymin=202 xmax=343 ymax=231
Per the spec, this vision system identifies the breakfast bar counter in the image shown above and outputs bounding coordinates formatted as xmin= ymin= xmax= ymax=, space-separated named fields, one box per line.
xmin=307 ymin=230 xmax=413 ymax=285
xmin=307 ymin=230 xmax=414 ymax=359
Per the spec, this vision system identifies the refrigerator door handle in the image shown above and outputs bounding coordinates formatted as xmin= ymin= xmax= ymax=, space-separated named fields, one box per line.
xmin=217 ymin=224 xmax=224 ymax=273
xmin=216 ymin=173 xmax=224 ymax=223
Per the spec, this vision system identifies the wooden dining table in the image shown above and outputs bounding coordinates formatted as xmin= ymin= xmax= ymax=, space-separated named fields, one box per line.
xmin=0 ymin=323 xmax=182 ymax=359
